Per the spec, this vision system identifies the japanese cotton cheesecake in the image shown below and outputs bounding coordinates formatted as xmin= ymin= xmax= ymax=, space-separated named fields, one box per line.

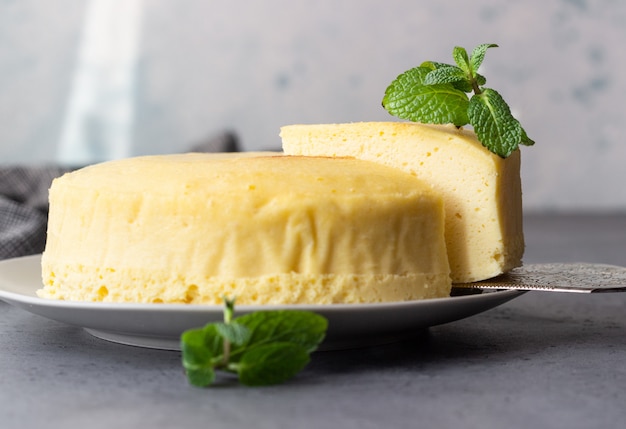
xmin=38 ymin=153 xmax=451 ymax=304
xmin=281 ymin=122 xmax=524 ymax=283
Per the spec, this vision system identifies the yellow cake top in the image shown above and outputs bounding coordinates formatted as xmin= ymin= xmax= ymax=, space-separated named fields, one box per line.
xmin=281 ymin=122 xmax=511 ymax=167
xmin=53 ymin=152 xmax=439 ymax=200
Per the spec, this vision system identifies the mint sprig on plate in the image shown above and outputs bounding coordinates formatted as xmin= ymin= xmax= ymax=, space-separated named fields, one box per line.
xmin=181 ymin=298 xmax=328 ymax=387
xmin=382 ymin=43 xmax=534 ymax=158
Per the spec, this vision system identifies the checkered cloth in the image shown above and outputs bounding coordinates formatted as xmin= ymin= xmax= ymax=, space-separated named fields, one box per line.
xmin=0 ymin=166 xmax=72 ymax=259
xmin=0 ymin=131 xmax=239 ymax=260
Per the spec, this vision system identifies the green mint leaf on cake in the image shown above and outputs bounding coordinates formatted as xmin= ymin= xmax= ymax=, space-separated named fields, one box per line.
xmin=382 ymin=66 xmax=470 ymax=127
xmin=452 ymin=45 xmax=472 ymax=74
xmin=468 ymin=88 xmax=522 ymax=158
xmin=520 ymin=127 xmax=535 ymax=147
xmin=180 ymin=299 xmax=328 ymax=387
xmin=423 ymin=65 xmax=467 ymax=85
xmin=382 ymin=43 xmax=533 ymax=158
xmin=469 ymin=43 xmax=498 ymax=72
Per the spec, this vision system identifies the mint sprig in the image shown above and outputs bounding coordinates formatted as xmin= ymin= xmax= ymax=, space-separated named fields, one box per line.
xmin=382 ymin=43 xmax=534 ymax=158
xmin=181 ymin=298 xmax=328 ymax=387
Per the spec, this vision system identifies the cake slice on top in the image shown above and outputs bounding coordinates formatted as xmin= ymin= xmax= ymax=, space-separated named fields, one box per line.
xmin=281 ymin=121 xmax=524 ymax=283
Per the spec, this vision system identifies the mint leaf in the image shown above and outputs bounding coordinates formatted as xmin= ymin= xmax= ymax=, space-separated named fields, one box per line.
xmin=181 ymin=329 xmax=212 ymax=367
xmin=470 ymin=43 xmax=498 ymax=72
xmin=382 ymin=65 xmax=429 ymax=107
xmin=425 ymin=68 xmax=488 ymax=96
xmin=237 ymin=343 xmax=310 ymax=386
xmin=521 ymin=127 xmax=535 ymax=146
xmin=424 ymin=66 xmax=467 ymax=85
xmin=185 ymin=366 xmax=216 ymax=387
xmin=382 ymin=43 xmax=534 ymax=157
xmin=195 ymin=324 xmax=225 ymax=357
xmin=452 ymin=46 xmax=471 ymax=74
xmin=180 ymin=300 xmax=328 ymax=387
xmin=452 ymin=80 xmax=473 ymax=94
xmin=468 ymin=88 xmax=521 ymax=158
xmin=421 ymin=61 xmax=473 ymax=93
xmin=384 ymin=83 xmax=469 ymax=126
xmin=181 ymin=327 xmax=223 ymax=365
xmin=420 ymin=60 xmax=452 ymax=70
xmin=181 ymin=328 xmax=220 ymax=387
xmin=382 ymin=67 xmax=469 ymax=126
xmin=231 ymin=310 xmax=328 ymax=358
xmin=214 ymin=322 xmax=251 ymax=346
xmin=473 ymin=73 xmax=487 ymax=86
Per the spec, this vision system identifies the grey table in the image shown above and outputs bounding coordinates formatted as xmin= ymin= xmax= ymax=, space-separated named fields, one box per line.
xmin=2 ymin=213 xmax=626 ymax=429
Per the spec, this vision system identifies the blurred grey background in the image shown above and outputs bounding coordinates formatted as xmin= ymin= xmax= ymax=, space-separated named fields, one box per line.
xmin=1 ymin=0 xmax=625 ymax=212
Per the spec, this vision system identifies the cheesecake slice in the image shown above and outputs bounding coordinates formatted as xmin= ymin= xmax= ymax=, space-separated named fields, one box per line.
xmin=281 ymin=121 xmax=524 ymax=283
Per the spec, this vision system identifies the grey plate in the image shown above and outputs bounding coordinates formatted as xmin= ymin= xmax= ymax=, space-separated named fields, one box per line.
xmin=0 ymin=254 xmax=523 ymax=350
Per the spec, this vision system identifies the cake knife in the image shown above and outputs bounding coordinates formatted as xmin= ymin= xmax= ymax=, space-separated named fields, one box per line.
xmin=452 ymin=262 xmax=626 ymax=293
